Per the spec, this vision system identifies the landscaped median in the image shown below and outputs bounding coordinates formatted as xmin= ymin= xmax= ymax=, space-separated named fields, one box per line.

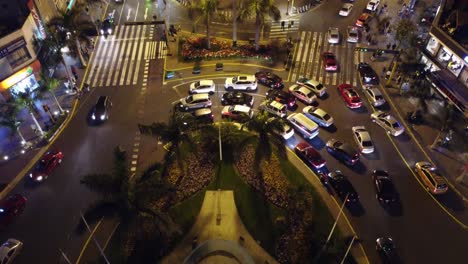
xmin=103 ymin=120 xmax=354 ymax=263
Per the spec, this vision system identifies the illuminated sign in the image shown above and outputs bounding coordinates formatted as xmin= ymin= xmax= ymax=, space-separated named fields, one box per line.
xmin=0 ymin=60 xmax=41 ymax=91
xmin=0 ymin=38 xmax=27 ymax=59
xmin=27 ymin=0 xmax=46 ymax=40
xmin=67 ymin=0 xmax=76 ymax=11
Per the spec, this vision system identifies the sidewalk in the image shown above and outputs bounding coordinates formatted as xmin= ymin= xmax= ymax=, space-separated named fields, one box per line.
xmin=360 ymin=0 xmax=468 ymax=199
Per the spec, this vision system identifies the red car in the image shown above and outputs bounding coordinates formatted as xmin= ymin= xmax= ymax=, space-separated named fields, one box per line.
xmin=29 ymin=150 xmax=64 ymax=182
xmin=295 ymin=142 xmax=326 ymax=169
xmin=337 ymin=84 xmax=362 ymax=109
xmin=0 ymin=194 xmax=27 ymax=227
xmin=355 ymin=13 xmax=372 ymax=27
xmin=322 ymin=52 xmax=338 ymax=72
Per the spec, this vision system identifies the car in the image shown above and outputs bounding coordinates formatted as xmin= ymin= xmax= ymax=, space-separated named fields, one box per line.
xmin=302 ymin=106 xmax=334 ymax=127
xmin=296 ymin=78 xmax=327 ymax=97
xmin=193 ymin=108 xmax=214 ymax=123
xmin=328 ymin=171 xmax=360 ymax=203
xmin=0 ymin=239 xmax=23 ymax=264
xmin=295 ymin=142 xmax=326 ymax=169
xmin=362 ymin=85 xmax=386 ymax=106
xmin=189 ymin=80 xmax=215 ymax=94
xmin=356 ymin=13 xmax=372 ymax=27
xmin=288 ymin=84 xmax=317 ymax=104
xmin=29 ymin=150 xmax=64 ymax=182
xmin=266 ymin=89 xmax=297 ymax=109
xmin=347 ymin=26 xmax=359 ymax=43
xmin=337 ymin=84 xmax=362 ymax=109
xmin=371 ymin=111 xmax=405 ymax=136
xmin=339 ymin=3 xmax=353 ymax=16
xmin=0 ymin=194 xmax=27 ymax=228
xmin=327 ymin=27 xmax=340 ymax=44
xmin=357 ymin=63 xmax=379 ymax=85
xmin=224 ymin=75 xmax=257 ymax=91
xmin=221 ymin=91 xmax=254 ymax=106
xmin=322 ymin=52 xmax=338 ymax=72
xmin=352 ymin=126 xmax=374 ymax=153
xmin=267 ymin=117 xmax=295 ymax=140
xmin=376 ymin=237 xmax=397 ymax=262
xmin=373 ymin=170 xmax=399 ymax=204
xmin=91 ymin=96 xmax=112 ymax=122
xmin=254 ymin=71 xmax=283 ymax=89
xmin=326 ymin=139 xmax=360 ymax=166
xmin=415 ymin=162 xmax=449 ymax=195
xmin=366 ymin=0 xmax=380 ymax=12
xmin=221 ymin=105 xmax=253 ymax=120
xmin=178 ymin=93 xmax=212 ymax=111
xmin=100 ymin=12 xmax=115 ymax=36
xmin=259 ymin=100 xmax=287 ymax=118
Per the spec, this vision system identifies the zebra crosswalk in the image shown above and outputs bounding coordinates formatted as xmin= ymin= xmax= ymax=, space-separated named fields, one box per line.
xmin=85 ymin=24 xmax=167 ymax=88
xmin=269 ymin=18 xmax=300 ymax=40
xmin=289 ymin=31 xmax=365 ymax=87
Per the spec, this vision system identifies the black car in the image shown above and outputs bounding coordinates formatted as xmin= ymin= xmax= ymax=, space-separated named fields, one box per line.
xmin=376 ymin=237 xmax=397 ymax=262
xmin=221 ymin=91 xmax=254 ymax=106
xmin=325 ymin=139 xmax=360 ymax=166
xmin=91 ymin=96 xmax=112 ymax=123
xmin=266 ymin=89 xmax=297 ymax=109
xmin=255 ymin=71 xmax=284 ymax=89
xmin=373 ymin=170 xmax=399 ymax=204
xmin=357 ymin=62 xmax=379 ymax=85
xmin=328 ymin=171 xmax=359 ymax=203
xmin=100 ymin=15 xmax=115 ymax=37
xmin=193 ymin=108 xmax=214 ymax=123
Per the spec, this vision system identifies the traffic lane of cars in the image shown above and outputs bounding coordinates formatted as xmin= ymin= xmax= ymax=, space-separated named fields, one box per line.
xmin=0 ymin=88 xmax=143 ymax=262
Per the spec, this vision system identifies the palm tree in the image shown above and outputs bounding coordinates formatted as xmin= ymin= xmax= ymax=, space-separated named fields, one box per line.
xmin=39 ymin=69 xmax=64 ymax=114
xmin=47 ymin=2 xmax=95 ymax=58
xmin=12 ymin=89 xmax=45 ymax=137
xmin=188 ymin=0 xmax=219 ymax=50
xmin=244 ymin=0 xmax=281 ymax=51
xmin=0 ymin=103 xmax=26 ymax=145
xmin=232 ymin=0 xmax=251 ymax=47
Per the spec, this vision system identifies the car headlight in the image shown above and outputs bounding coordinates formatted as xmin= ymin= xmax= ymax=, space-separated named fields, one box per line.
xmin=108 ymin=28 xmax=112 ymax=34
xmin=91 ymin=114 xmax=96 ymax=120
xmin=37 ymin=176 xmax=43 ymax=181
xmin=100 ymin=114 xmax=105 ymax=120
xmin=100 ymin=29 xmax=104 ymax=34
xmin=29 ymin=173 xmax=33 ymax=178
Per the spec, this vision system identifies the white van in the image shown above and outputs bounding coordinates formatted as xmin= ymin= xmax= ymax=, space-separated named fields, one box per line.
xmin=287 ymin=113 xmax=319 ymax=139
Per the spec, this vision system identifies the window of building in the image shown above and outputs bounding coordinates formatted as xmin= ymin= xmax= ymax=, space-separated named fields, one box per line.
xmin=425 ymin=37 xmax=440 ymax=55
xmin=6 ymin=47 xmax=31 ymax=69
xmin=437 ymin=47 xmax=452 ymax=63
xmin=447 ymin=55 xmax=463 ymax=76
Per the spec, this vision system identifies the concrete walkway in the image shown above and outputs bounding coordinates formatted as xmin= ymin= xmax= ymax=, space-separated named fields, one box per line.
xmin=162 ymin=190 xmax=278 ymax=264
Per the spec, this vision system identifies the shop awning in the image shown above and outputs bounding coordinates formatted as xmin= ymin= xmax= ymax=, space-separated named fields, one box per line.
xmin=427 ymin=70 xmax=468 ymax=117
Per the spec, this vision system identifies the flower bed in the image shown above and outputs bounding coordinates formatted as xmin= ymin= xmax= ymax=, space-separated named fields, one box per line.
xmin=181 ymin=37 xmax=273 ymax=62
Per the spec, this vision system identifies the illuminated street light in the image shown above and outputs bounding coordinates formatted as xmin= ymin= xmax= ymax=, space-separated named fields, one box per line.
xmin=3 ymin=155 xmax=9 ymax=161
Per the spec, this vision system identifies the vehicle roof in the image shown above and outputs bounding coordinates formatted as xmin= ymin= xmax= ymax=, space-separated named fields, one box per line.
xmin=196 ymin=80 xmax=214 ymax=86
xmin=194 ymin=108 xmax=212 ymax=116
xmin=355 ymin=129 xmax=372 ymax=141
xmin=313 ymin=108 xmax=328 ymax=117
xmin=233 ymin=105 xmax=251 ymax=112
xmin=191 ymin=93 xmax=210 ymax=99
xmin=297 ymin=86 xmax=313 ymax=95
xmin=268 ymin=100 xmax=285 ymax=109
xmin=236 ymin=75 xmax=255 ymax=81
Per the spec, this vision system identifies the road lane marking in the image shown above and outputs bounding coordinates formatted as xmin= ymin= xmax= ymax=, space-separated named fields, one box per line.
xmin=126 ymin=26 xmax=141 ymax=85
xmin=75 ymin=218 xmax=103 ymax=264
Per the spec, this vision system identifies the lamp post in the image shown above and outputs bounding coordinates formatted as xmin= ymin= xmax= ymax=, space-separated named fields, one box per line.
xmin=286 ymin=0 xmax=290 ymax=15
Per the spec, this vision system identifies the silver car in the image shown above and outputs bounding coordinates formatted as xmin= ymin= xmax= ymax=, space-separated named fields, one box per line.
xmin=0 ymin=239 xmax=23 ymax=264
xmin=347 ymin=26 xmax=359 ymax=43
xmin=303 ymin=106 xmax=334 ymax=127
xmin=178 ymin=93 xmax=212 ymax=111
xmin=327 ymin=27 xmax=340 ymax=44
xmin=352 ymin=126 xmax=374 ymax=153
xmin=363 ymin=85 xmax=386 ymax=107
xmin=189 ymin=80 xmax=216 ymax=94
xmin=288 ymin=84 xmax=317 ymax=104
xmin=371 ymin=111 xmax=405 ymax=136
xmin=296 ymin=78 xmax=327 ymax=97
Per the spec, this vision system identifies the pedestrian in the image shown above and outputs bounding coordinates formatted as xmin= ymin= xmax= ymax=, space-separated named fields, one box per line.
xmin=281 ymin=21 xmax=285 ymax=31
xmin=386 ymin=43 xmax=391 ymax=49
xmin=386 ymin=70 xmax=391 ymax=80
xmin=392 ymin=43 xmax=397 ymax=50
xmin=396 ymin=75 xmax=402 ymax=84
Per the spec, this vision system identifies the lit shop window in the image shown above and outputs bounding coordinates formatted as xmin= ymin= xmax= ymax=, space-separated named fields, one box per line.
xmin=447 ymin=56 xmax=463 ymax=76
xmin=425 ymin=37 xmax=440 ymax=55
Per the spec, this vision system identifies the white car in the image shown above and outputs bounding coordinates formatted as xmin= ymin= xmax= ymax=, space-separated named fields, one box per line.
xmin=371 ymin=111 xmax=405 ymax=136
xmin=288 ymin=84 xmax=317 ymax=104
xmin=327 ymin=27 xmax=340 ymax=44
xmin=224 ymin=75 xmax=257 ymax=91
xmin=303 ymin=106 xmax=334 ymax=127
xmin=352 ymin=126 xmax=374 ymax=154
xmin=339 ymin=3 xmax=353 ymax=16
xmin=267 ymin=117 xmax=295 ymax=140
xmin=178 ymin=93 xmax=212 ymax=111
xmin=366 ymin=0 xmax=380 ymax=12
xmin=296 ymin=78 xmax=327 ymax=97
xmin=347 ymin=26 xmax=359 ymax=43
xmin=189 ymin=80 xmax=216 ymax=94
xmin=363 ymin=85 xmax=386 ymax=107
xmin=0 ymin=239 xmax=23 ymax=264
xmin=221 ymin=105 xmax=253 ymax=120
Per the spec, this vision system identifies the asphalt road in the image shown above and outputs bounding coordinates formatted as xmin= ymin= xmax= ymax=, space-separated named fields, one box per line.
xmin=1 ymin=0 xmax=467 ymax=263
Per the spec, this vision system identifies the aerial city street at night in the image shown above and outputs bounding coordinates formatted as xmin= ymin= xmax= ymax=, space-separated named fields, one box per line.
xmin=0 ymin=0 xmax=467 ymax=263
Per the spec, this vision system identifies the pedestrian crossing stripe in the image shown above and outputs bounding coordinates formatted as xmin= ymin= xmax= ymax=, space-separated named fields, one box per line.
xmin=85 ymin=24 xmax=167 ymax=88
xmin=269 ymin=18 xmax=300 ymax=39
xmin=288 ymin=31 xmax=365 ymax=87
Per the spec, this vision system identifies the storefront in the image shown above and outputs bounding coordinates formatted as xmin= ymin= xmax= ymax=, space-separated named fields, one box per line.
xmin=0 ymin=59 xmax=42 ymax=101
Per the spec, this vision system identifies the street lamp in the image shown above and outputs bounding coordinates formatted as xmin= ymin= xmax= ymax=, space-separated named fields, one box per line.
xmin=286 ymin=0 xmax=290 ymax=15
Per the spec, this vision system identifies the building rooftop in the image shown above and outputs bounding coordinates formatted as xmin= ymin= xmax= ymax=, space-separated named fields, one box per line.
xmin=0 ymin=0 xmax=30 ymax=39
xmin=437 ymin=0 xmax=468 ymax=49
